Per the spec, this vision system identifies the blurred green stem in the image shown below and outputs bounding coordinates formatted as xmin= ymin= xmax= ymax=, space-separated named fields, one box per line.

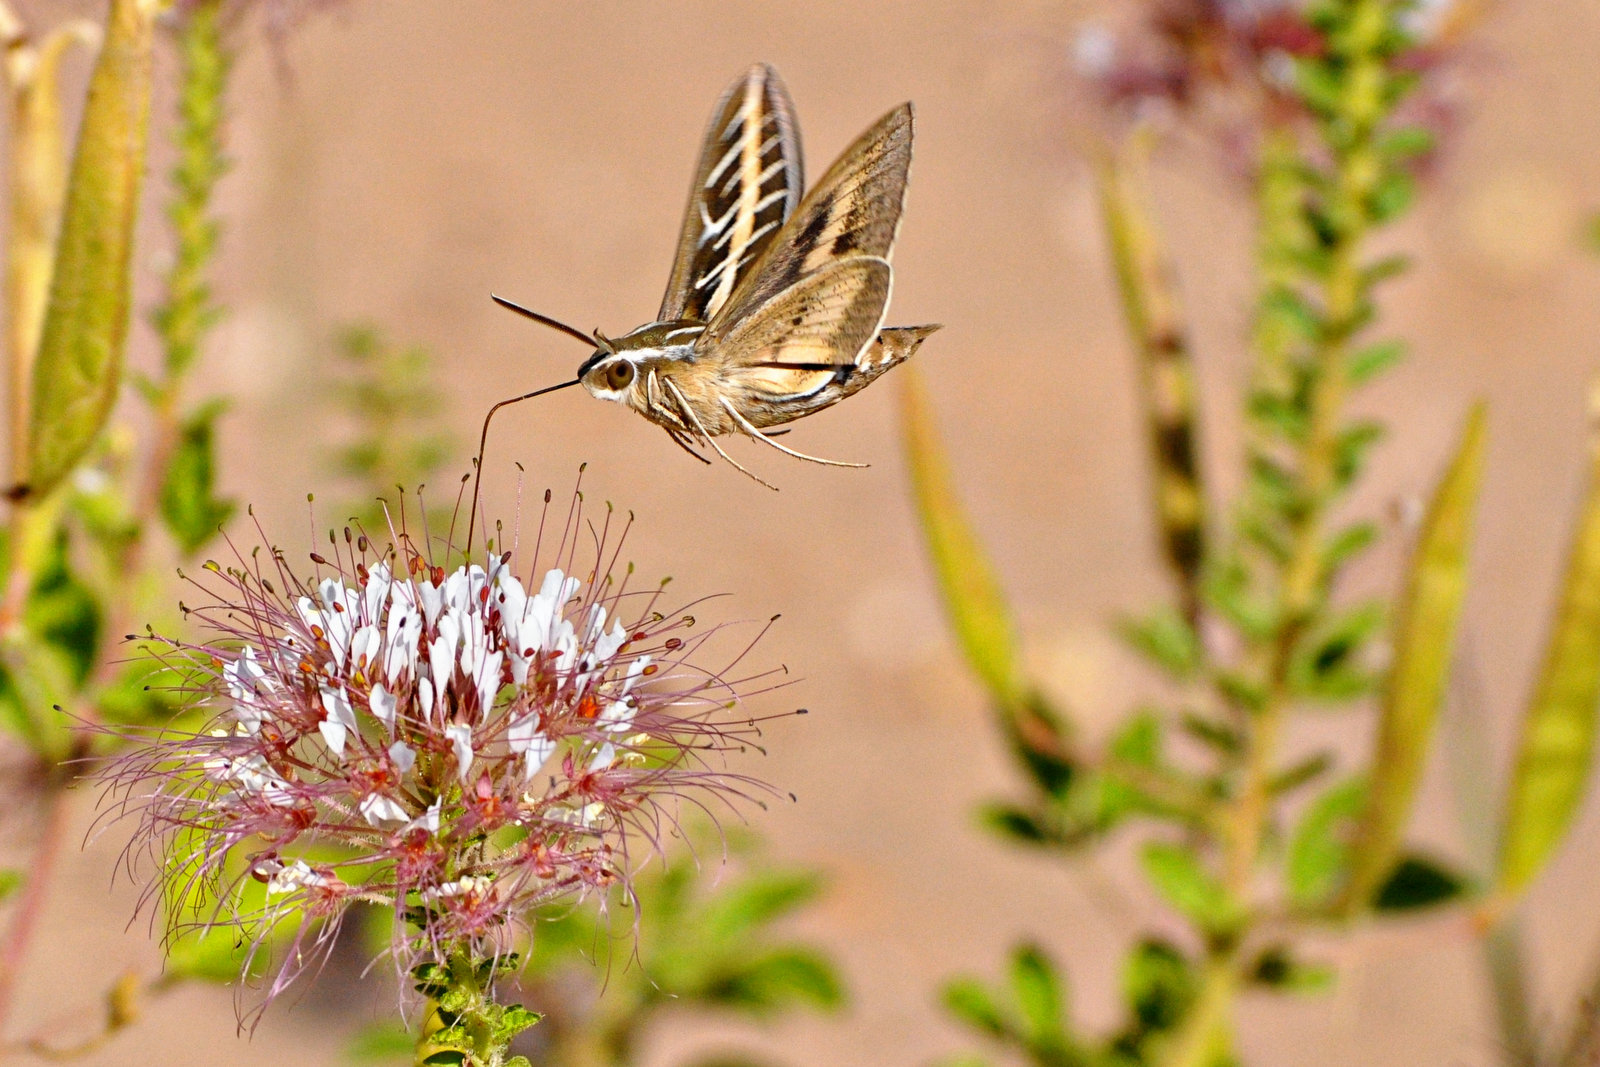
xmin=1483 ymin=916 xmax=1539 ymax=1067
xmin=139 ymin=0 xmax=228 ymax=550
xmin=0 ymin=786 xmax=68 ymax=1035
xmin=1167 ymin=4 xmax=1393 ymax=1060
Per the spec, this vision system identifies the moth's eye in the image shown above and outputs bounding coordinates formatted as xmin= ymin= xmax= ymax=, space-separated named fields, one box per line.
xmin=605 ymin=361 xmax=636 ymax=390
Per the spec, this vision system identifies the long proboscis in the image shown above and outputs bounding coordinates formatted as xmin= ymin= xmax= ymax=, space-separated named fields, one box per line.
xmin=467 ymin=378 xmax=582 ymax=554
xmin=467 ymin=295 xmax=601 ymax=553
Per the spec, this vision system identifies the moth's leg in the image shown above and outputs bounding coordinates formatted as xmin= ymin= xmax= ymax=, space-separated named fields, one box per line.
xmin=662 ymin=379 xmax=777 ymax=490
xmin=719 ymin=397 xmax=868 ymax=469
xmin=664 ymin=427 xmax=712 ymax=465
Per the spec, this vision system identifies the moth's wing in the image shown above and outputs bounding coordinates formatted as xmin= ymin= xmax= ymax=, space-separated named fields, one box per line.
xmin=711 ymin=257 xmax=892 ymax=404
xmin=706 ymin=103 xmax=911 ymax=341
xmin=657 ymin=63 xmax=804 ymax=324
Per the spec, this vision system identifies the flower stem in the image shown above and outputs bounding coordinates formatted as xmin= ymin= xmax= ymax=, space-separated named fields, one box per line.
xmin=1163 ymin=3 xmax=1396 ymax=1060
xmin=0 ymin=786 xmax=69 ymax=1035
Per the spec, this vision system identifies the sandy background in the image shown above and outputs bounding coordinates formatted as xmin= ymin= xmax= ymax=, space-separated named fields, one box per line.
xmin=5 ymin=0 xmax=1600 ymax=1063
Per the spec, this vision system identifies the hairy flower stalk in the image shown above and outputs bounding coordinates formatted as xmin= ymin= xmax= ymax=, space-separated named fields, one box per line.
xmin=105 ymin=496 xmax=776 ymax=1061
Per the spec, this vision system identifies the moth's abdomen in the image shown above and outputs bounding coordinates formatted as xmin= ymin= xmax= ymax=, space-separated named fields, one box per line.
xmin=730 ymin=322 xmax=941 ymax=430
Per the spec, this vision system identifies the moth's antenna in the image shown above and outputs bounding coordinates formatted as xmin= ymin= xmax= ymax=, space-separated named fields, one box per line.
xmin=467 ymin=378 xmax=581 ymax=554
xmin=491 ymin=293 xmax=596 ymax=348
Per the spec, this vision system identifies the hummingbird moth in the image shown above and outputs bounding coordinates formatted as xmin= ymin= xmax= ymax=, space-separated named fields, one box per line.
xmin=487 ymin=63 xmax=939 ymax=490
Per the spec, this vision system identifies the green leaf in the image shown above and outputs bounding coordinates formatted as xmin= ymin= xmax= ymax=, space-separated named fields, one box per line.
xmin=1247 ymin=945 xmax=1336 ymax=994
xmin=943 ymin=977 xmax=1010 ymax=1038
xmin=1373 ymin=854 xmax=1469 ymax=912
xmin=1369 ymin=169 xmax=1416 ymax=223
xmin=693 ymin=870 xmax=823 ymax=950
xmin=1179 ymin=713 xmax=1241 ymax=756
xmin=1498 ymin=405 xmax=1600 ymax=897
xmin=1333 ymin=419 xmax=1386 ymax=487
xmin=1341 ymin=405 xmax=1485 ymax=914
xmin=978 ymin=802 xmax=1059 ymax=847
xmin=1268 ymin=751 xmax=1334 ymax=797
xmin=25 ymin=528 xmax=101 ymax=684
xmin=1287 ymin=778 xmax=1366 ymax=911
xmin=1289 ymin=600 xmax=1385 ymax=701
xmin=1347 ymin=340 xmax=1406 ymax=386
xmin=1324 ymin=521 xmax=1380 ymax=569
xmin=491 ymin=1004 xmax=540 ymax=1044
xmin=0 ymin=870 xmax=22 ymax=905
xmin=159 ymin=402 xmax=234 ymax=554
xmin=1139 ymin=842 xmax=1241 ymax=935
xmin=345 ymin=1022 xmax=413 ymax=1064
xmin=19 ymin=0 xmax=160 ymax=500
xmin=1380 ymin=127 xmax=1435 ymax=160
xmin=900 ymin=368 xmax=1024 ymax=711
xmin=708 ymin=949 xmax=843 ymax=1014
xmin=1009 ymin=944 xmax=1066 ymax=1042
xmin=1121 ymin=939 xmax=1195 ymax=1033
xmin=1119 ymin=608 xmax=1201 ymax=679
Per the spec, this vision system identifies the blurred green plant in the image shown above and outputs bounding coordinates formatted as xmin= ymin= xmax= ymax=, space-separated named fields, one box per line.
xmin=345 ymin=831 xmax=844 ymax=1067
xmin=0 ymin=0 xmax=304 ymax=1052
xmin=324 ymin=323 xmax=453 ymax=532
xmin=906 ymin=2 xmax=1600 ymax=1065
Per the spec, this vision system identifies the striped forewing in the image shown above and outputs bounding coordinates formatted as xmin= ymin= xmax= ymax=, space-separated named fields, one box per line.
xmin=703 ymin=103 xmax=911 ymax=347
xmin=717 ymin=256 xmax=891 ymax=398
xmin=657 ymin=64 xmax=804 ymax=324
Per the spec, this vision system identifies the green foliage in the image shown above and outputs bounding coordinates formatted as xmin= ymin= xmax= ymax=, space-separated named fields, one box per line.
xmin=158 ymin=401 xmax=234 ymax=553
xmin=148 ymin=0 xmax=236 ymax=557
xmin=912 ymin=4 xmax=1524 ymax=1066
xmin=327 ymin=324 xmax=453 ymax=531
xmin=516 ymin=832 xmax=842 ymax=1067
xmin=1139 ymin=844 xmax=1242 ymax=939
xmin=1498 ymin=417 xmax=1600 ymax=898
xmin=1372 ymin=855 xmax=1469 ymax=912
xmin=1287 ymin=778 xmax=1365 ymax=912
xmin=149 ymin=0 xmax=229 ymax=383
xmin=900 ymin=366 xmax=1025 ymax=711
xmin=1341 ymin=405 xmax=1485 ymax=912
xmin=1119 ymin=608 xmax=1201 ymax=681
xmin=1245 ymin=946 xmax=1334 ymax=995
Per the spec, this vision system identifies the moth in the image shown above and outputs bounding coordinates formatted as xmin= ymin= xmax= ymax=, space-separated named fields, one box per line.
xmin=490 ymin=63 xmax=939 ymax=489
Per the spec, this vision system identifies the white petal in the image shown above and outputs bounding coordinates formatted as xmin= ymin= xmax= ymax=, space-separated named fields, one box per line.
xmin=403 ymin=797 xmax=441 ymax=836
xmin=429 ymin=611 xmax=462 ymax=686
xmin=388 ymin=740 xmax=416 ymax=774
xmin=359 ymin=793 xmax=410 ymax=827
xmin=472 ymin=650 xmax=503 ymax=715
xmin=351 ymin=625 xmax=380 ymax=671
xmin=369 ymin=683 xmax=397 ymax=732
xmin=223 ymin=647 xmax=267 ymax=699
xmin=318 ymin=716 xmax=348 ymax=756
xmin=594 ymin=619 xmax=628 ymax=664
xmin=384 ymin=606 xmax=420 ymax=684
xmin=418 ymin=677 xmax=436 ymax=719
xmin=445 ymin=723 xmax=474 ymax=782
xmin=319 ymin=686 xmax=356 ymax=756
xmin=619 ymin=654 xmax=650 ymax=695
xmin=362 ymin=563 xmax=392 ymax=626
xmin=418 ymin=580 xmax=444 ymax=626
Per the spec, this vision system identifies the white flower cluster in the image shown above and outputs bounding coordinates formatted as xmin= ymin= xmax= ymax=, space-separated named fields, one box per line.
xmin=211 ymin=559 xmax=653 ymax=826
